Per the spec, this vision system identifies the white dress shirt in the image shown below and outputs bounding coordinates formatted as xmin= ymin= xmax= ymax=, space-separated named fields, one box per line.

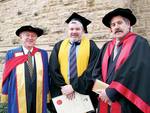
xmin=22 ymin=46 xmax=34 ymax=66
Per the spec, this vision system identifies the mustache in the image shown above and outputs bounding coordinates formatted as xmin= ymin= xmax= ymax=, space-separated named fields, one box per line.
xmin=115 ymin=28 xmax=123 ymax=34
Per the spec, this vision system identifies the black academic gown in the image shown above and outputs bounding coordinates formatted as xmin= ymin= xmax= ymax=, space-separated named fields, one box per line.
xmin=49 ymin=39 xmax=100 ymax=113
xmin=93 ymin=35 xmax=150 ymax=113
xmin=25 ymin=60 xmax=36 ymax=113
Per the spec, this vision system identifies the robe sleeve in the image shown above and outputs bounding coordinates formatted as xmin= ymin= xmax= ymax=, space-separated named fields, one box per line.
xmin=92 ymin=42 xmax=108 ymax=81
xmin=48 ymin=41 xmax=67 ymax=97
xmin=1 ymin=50 xmax=13 ymax=103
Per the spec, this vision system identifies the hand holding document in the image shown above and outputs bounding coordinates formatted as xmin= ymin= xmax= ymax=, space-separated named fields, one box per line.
xmin=52 ymin=92 xmax=94 ymax=113
xmin=92 ymin=79 xmax=109 ymax=94
xmin=92 ymin=79 xmax=112 ymax=105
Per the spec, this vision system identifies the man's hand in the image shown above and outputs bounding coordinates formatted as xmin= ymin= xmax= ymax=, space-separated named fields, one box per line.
xmin=61 ymin=85 xmax=75 ymax=100
xmin=98 ymin=89 xmax=112 ymax=105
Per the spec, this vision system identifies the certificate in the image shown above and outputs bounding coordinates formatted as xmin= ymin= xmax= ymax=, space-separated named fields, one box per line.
xmin=52 ymin=92 xmax=94 ymax=113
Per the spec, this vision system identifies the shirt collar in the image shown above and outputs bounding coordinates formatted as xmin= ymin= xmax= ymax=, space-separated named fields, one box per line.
xmin=69 ymin=41 xmax=81 ymax=45
xmin=22 ymin=46 xmax=33 ymax=55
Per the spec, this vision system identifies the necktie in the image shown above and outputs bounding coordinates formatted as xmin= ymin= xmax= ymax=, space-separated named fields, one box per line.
xmin=27 ymin=51 xmax=33 ymax=77
xmin=69 ymin=42 xmax=78 ymax=81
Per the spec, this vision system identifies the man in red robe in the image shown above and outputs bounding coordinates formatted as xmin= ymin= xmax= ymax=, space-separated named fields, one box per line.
xmin=92 ymin=8 xmax=150 ymax=113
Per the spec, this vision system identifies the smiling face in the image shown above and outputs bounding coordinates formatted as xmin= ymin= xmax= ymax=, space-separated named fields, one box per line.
xmin=19 ymin=31 xmax=38 ymax=50
xmin=68 ymin=20 xmax=84 ymax=42
xmin=110 ymin=16 xmax=131 ymax=40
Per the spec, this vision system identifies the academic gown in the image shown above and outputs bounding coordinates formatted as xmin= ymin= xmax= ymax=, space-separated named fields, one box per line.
xmin=49 ymin=38 xmax=100 ymax=112
xmin=1 ymin=46 xmax=49 ymax=113
xmin=92 ymin=33 xmax=150 ymax=113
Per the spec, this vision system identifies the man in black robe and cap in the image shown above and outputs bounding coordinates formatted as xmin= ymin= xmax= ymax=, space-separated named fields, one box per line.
xmin=92 ymin=8 xmax=150 ymax=113
xmin=48 ymin=12 xmax=99 ymax=113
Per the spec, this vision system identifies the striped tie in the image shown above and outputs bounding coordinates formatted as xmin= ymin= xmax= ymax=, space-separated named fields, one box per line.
xmin=69 ymin=42 xmax=78 ymax=81
xmin=27 ymin=51 xmax=33 ymax=77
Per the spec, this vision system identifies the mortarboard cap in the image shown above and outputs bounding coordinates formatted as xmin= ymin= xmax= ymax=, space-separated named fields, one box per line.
xmin=65 ymin=12 xmax=91 ymax=33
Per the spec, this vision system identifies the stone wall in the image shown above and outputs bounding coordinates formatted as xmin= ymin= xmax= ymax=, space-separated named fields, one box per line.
xmin=131 ymin=0 xmax=150 ymax=39
xmin=0 ymin=0 xmax=150 ymax=75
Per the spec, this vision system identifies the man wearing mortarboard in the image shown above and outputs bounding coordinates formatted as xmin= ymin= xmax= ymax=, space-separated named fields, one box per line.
xmin=48 ymin=12 xmax=99 ymax=113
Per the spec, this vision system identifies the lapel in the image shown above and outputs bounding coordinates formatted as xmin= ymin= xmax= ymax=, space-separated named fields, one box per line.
xmin=106 ymin=45 xmax=122 ymax=83
xmin=31 ymin=58 xmax=36 ymax=82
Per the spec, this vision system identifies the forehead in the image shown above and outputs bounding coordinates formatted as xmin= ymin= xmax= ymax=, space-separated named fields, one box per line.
xmin=111 ymin=15 xmax=124 ymax=23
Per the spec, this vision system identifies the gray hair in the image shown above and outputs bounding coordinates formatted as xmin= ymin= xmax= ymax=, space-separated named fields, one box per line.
xmin=69 ymin=19 xmax=84 ymax=29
